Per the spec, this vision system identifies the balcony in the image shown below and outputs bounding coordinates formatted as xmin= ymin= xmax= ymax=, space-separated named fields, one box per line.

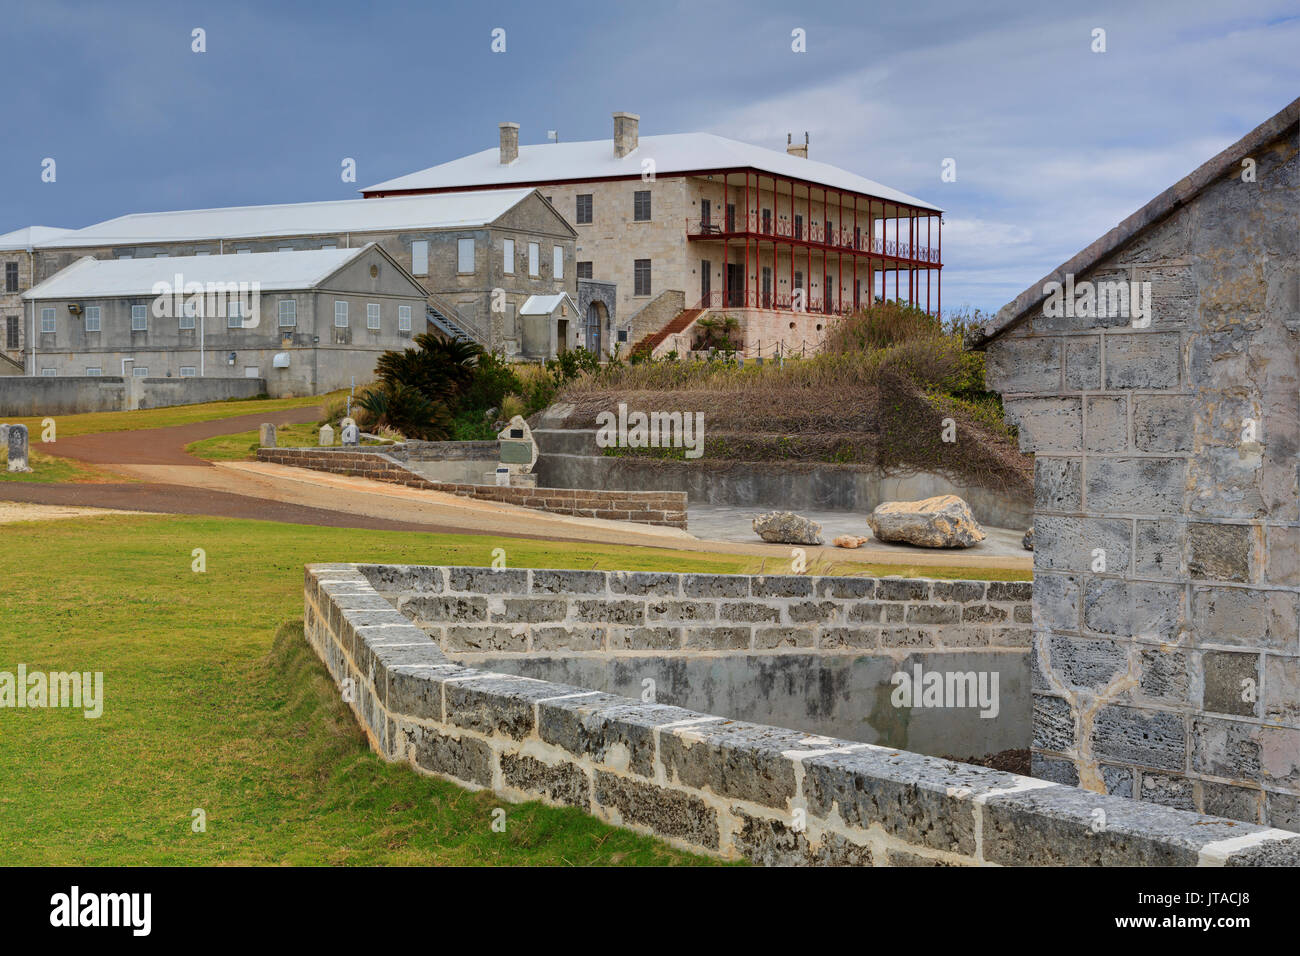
xmin=686 ymin=212 xmax=941 ymax=265
xmin=692 ymin=290 xmax=863 ymax=317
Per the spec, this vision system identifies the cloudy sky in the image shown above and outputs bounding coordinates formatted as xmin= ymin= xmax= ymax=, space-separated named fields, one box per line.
xmin=2 ymin=0 xmax=1296 ymax=316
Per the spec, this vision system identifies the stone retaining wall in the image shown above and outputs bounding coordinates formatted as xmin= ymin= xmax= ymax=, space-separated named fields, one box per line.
xmin=257 ymin=446 xmax=687 ymax=528
xmin=302 ymin=562 xmax=1300 ymax=865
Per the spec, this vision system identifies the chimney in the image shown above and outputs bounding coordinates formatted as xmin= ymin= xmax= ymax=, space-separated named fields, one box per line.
xmin=612 ymin=111 xmax=640 ymax=158
xmin=786 ymin=132 xmax=808 ymax=159
xmin=499 ymin=122 xmax=519 ymax=165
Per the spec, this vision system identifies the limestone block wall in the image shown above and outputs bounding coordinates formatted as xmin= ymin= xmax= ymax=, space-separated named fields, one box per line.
xmin=982 ymin=115 xmax=1299 ymax=828
xmin=302 ymin=563 xmax=1300 ymax=865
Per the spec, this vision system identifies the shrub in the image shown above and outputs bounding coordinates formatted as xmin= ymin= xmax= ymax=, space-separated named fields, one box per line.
xmin=354 ymin=382 xmax=453 ymax=441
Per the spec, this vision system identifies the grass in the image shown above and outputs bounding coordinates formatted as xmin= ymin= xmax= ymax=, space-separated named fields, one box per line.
xmin=0 ymin=449 xmax=119 ymax=483
xmin=0 ymin=513 xmax=770 ymax=866
xmin=2 ymin=390 xmax=342 ymax=440
xmin=187 ymin=423 xmax=389 ymax=461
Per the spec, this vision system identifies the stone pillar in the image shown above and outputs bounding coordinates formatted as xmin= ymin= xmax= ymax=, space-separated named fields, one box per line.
xmin=340 ymin=419 xmax=359 ymax=446
xmin=319 ymin=424 xmax=335 ymax=447
xmin=6 ymin=423 xmax=30 ymax=473
xmin=259 ymin=423 xmax=276 ymax=448
xmin=981 ymin=122 xmax=1299 ymax=830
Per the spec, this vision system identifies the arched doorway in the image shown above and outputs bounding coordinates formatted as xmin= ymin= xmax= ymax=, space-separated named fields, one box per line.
xmin=585 ymin=301 xmax=606 ymax=355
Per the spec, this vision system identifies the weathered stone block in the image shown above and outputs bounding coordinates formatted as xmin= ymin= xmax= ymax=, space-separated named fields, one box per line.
xmin=572 ymin=599 xmax=645 ymax=625
xmin=1200 ymin=650 xmax=1259 ymax=717
xmin=1104 ymin=333 xmax=1181 ymax=389
xmin=1132 ymin=395 xmax=1192 ymax=452
xmin=1004 ymin=397 xmax=1082 ymax=454
xmin=1084 ymin=457 xmax=1186 ymax=515
xmin=1263 ymin=655 xmax=1300 ymax=723
xmin=448 ymin=567 xmax=529 ymax=594
xmin=1133 ymin=519 xmax=1185 ymax=579
xmin=531 ymin=569 xmax=608 ymax=594
xmin=1084 ymin=395 xmax=1129 ymax=452
xmin=500 ymin=753 xmax=590 ymax=807
xmin=592 ymin=771 xmax=719 ymax=849
xmin=683 ymin=627 xmax=751 ymax=650
xmin=720 ymin=601 xmax=781 ymax=623
xmin=1091 ymin=704 xmax=1185 ymax=770
xmin=1063 ymin=337 xmax=1101 ymax=391
xmin=732 ymin=810 xmax=874 ymax=866
xmin=1034 ymin=457 xmax=1082 ymax=513
xmin=985 ymin=336 xmax=1061 ymax=393
xmin=1192 ymin=586 xmax=1299 ymax=650
xmin=682 ymin=574 xmax=749 ymax=598
xmin=609 ymin=571 xmax=679 ymax=596
xmin=1187 ymin=522 xmax=1254 ymax=582
xmin=1032 ymin=694 xmax=1075 ymax=753
xmin=412 ymin=726 xmax=494 ymax=786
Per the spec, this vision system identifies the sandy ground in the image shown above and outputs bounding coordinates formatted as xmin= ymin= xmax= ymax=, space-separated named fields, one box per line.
xmin=0 ymin=501 xmax=141 ymax=523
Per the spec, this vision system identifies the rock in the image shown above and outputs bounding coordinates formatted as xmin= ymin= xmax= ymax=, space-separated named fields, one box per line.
xmin=753 ymin=511 xmax=823 ymax=545
xmin=1023 ymin=527 xmax=1034 ymax=551
xmin=833 ymin=535 xmax=868 ymax=549
xmin=866 ymin=494 xmax=985 ymax=549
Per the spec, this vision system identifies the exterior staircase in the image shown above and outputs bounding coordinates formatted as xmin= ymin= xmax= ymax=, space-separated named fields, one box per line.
xmin=425 ymin=304 xmax=483 ymax=345
xmin=0 ymin=352 xmax=25 ymax=376
xmin=630 ymin=308 xmax=704 ymax=358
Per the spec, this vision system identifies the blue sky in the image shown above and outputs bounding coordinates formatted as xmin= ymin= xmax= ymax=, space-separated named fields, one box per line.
xmin=2 ymin=0 xmax=1296 ymax=316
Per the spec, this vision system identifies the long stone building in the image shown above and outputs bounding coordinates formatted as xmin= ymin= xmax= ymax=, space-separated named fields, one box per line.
xmin=972 ymin=97 xmax=1299 ymax=830
xmin=2 ymin=189 xmax=591 ymax=376
xmin=21 ymin=243 xmax=430 ymax=396
xmin=362 ymin=112 xmax=943 ymax=357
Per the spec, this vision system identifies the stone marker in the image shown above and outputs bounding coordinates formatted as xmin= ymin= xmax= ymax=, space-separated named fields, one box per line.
xmin=319 ymin=424 xmax=335 ymax=447
xmin=341 ymin=421 xmax=359 ymax=446
xmin=487 ymin=414 xmax=538 ymax=487
xmin=259 ymin=423 xmax=277 ymax=448
xmin=0 ymin=425 xmax=8 ymax=449
xmin=866 ymin=494 xmax=985 ymax=548
xmin=1022 ymin=527 xmax=1034 ymax=551
xmin=6 ymin=424 xmax=31 ymax=473
xmin=752 ymin=510 xmax=823 ymax=545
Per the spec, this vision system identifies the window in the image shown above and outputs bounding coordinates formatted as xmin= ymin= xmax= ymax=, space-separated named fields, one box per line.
xmin=131 ymin=305 xmax=148 ymax=331
xmin=195 ymin=251 xmax=211 ymax=257
xmin=411 ymin=240 xmax=428 ymax=276
xmin=633 ymin=190 xmax=651 ymax=221
xmin=553 ymin=246 xmax=564 ymax=279
xmin=577 ymin=261 xmax=593 ymax=279
xmin=278 ymin=300 xmax=296 ymax=327
xmin=634 ymin=259 xmax=651 ymax=296
xmin=244 ymin=366 xmax=259 ymax=378
xmin=40 ymin=367 xmax=56 ymax=377
xmin=4 ymin=262 xmax=17 ymax=292
xmin=154 ymin=252 xmax=168 ymax=258
xmin=278 ymin=245 xmax=294 ymax=252
xmin=5 ymin=316 xmax=17 ymax=349
xmin=398 ymin=305 xmax=412 ymax=331
xmin=40 ymin=307 xmax=55 ymax=333
xmin=503 ymin=238 xmax=514 ymax=274
xmin=179 ymin=300 xmax=198 ymax=330
xmin=457 ymin=238 xmax=475 ymax=273
xmin=575 ymin=194 xmax=593 ymax=224
xmin=726 ymin=203 xmax=736 ymax=231
xmin=320 ymin=242 xmax=336 ymax=250
xmin=85 ymin=367 xmax=102 ymax=376
xmin=228 ymin=300 xmax=244 ymax=329
xmin=117 ymin=254 xmax=133 ymax=260
xmin=617 ymin=329 xmax=628 ymax=343
xmin=527 ymin=242 xmax=539 ymax=277
xmin=794 ymin=270 xmax=804 ymax=290
xmin=367 ymin=303 xmax=380 ymax=330
xmin=794 ymin=214 xmax=803 ymax=240
xmin=334 ymin=301 xmax=348 ymax=327
xmin=84 ymin=306 xmax=101 ymax=332
xmin=762 ymin=208 xmax=772 ymax=233
xmin=179 ymin=366 xmax=197 ymax=377
xmin=236 ymin=248 xmax=251 ymax=255
xmin=132 ymin=367 xmax=148 ymax=377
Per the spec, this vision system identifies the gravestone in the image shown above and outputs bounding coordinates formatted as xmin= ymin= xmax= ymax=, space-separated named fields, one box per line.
xmin=259 ymin=423 xmax=277 ymax=448
xmin=7 ymin=424 xmax=31 ymax=473
xmin=319 ymin=424 xmax=335 ymax=447
xmin=340 ymin=420 xmax=359 ymax=446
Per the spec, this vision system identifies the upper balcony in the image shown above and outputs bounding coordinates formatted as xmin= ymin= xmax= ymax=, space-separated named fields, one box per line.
xmin=686 ymin=211 xmax=940 ymax=266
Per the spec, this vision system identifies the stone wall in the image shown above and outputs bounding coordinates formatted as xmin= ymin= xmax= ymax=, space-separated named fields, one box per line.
xmin=0 ymin=374 xmax=266 ymax=416
xmin=979 ymin=105 xmax=1299 ymax=829
xmin=302 ymin=562 xmax=1300 ymax=865
xmin=257 ymin=446 xmax=688 ymax=528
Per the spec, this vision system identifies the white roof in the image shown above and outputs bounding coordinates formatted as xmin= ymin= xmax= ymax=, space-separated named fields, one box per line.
xmin=362 ymin=132 xmax=940 ymax=212
xmin=518 ymin=293 xmax=578 ymax=316
xmin=0 ymin=226 xmax=74 ymax=250
xmin=23 ymin=246 xmax=384 ymax=300
xmin=38 ymin=189 xmax=535 ymax=249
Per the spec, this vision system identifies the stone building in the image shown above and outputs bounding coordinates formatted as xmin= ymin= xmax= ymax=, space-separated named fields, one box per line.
xmin=3 ymin=189 xmax=578 ymax=371
xmin=362 ymin=112 xmax=942 ymax=357
xmin=22 ymin=243 xmax=430 ymax=396
xmin=971 ymin=98 xmax=1299 ymax=829
xmin=0 ymin=226 xmax=72 ymax=372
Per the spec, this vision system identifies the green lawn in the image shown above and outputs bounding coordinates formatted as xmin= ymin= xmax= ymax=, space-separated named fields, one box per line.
xmin=0 ymin=513 xmax=762 ymax=866
xmin=0 ymin=449 xmax=118 ymax=483
xmin=3 ymin=390 xmax=340 ymax=440
xmin=187 ymin=423 xmax=391 ymax=461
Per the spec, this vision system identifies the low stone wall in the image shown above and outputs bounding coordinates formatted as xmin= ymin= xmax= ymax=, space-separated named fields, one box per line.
xmin=533 ymin=429 xmax=1033 ymax=529
xmin=258 ymin=446 xmax=688 ymax=528
xmin=0 ymin=375 xmax=266 ymax=416
xmin=303 ymin=562 xmax=1300 ymax=865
